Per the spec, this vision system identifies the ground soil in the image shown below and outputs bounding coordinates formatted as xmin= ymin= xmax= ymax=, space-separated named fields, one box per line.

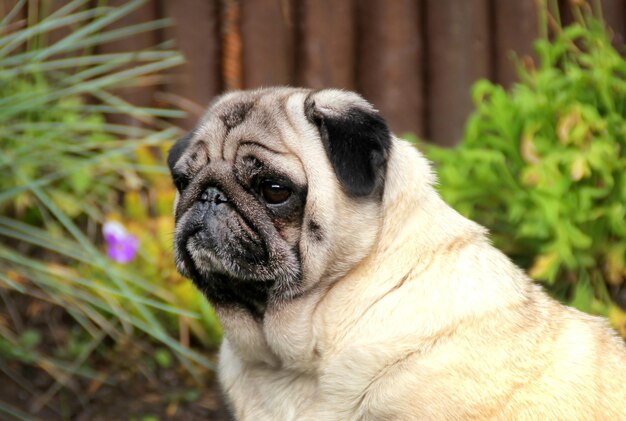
xmin=0 ymin=290 xmax=231 ymax=421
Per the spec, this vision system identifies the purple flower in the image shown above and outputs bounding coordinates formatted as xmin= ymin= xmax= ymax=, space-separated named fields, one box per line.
xmin=103 ymin=221 xmax=139 ymax=264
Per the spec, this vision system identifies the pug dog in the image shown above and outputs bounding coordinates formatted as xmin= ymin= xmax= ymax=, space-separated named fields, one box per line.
xmin=168 ymin=87 xmax=626 ymax=420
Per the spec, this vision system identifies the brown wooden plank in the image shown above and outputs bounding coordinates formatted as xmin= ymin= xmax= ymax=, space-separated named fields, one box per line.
xmin=425 ymin=0 xmax=490 ymax=146
xmin=357 ymin=0 xmax=424 ymax=139
xmin=0 ymin=1 xmax=26 ymax=40
xmin=600 ymin=0 xmax=625 ymax=45
xmin=39 ymin=0 xmax=91 ymax=58
xmin=558 ymin=0 xmax=574 ymax=26
xmin=297 ymin=0 xmax=356 ymax=90
xmin=557 ymin=0 xmax=624 ymax=45
xmin=493 ymin=0 xmax=539 ymax=88
xmin=0 ymin=0 xmax=22 ymax=23
xmin=163 ymin=0 xmax=221 ymax=128
xmin=96 ymin=0 xmax=159 ymax=120
xmin=221 ymin=0 xmax=243 ymax=91
xmin=240 ymin=0 xmax=295 ymax=88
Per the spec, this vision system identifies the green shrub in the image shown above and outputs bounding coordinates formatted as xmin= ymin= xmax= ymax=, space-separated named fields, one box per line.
xmin=427 ymin=3 xmax=626 ymax=333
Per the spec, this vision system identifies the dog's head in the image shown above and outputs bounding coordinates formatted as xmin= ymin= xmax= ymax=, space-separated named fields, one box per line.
xmin=168 ymin=87 xmax=392 ymax=317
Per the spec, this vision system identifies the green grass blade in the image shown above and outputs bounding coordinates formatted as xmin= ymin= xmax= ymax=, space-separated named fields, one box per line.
xmin=0 ymin=128 xmax=180 ymax=204
xmin=24 ymin=184 xmax=170 ymax=342
xmin=46 ymin=0 xmax=91 ymax=20
xmin=2 ymin=254 xmax=214 ymax=370
xmin=0 ymin=56 xmax=184 ymax=117
xmin=0 ymin=19 xmax=174 ymax=69
xmin=0 ymin=244 xmax=195 ymax=317
xmin=87 ymin=90 xmax=186 ymax=119
xmin=32 ymin=0 xmax=147 ymax=61
xmin=0 ymin=0 xmax=27 ymax=28
xmin=0 ymin=401 xmax=33 ymax=421
xmin=0 ymin=50 xmax=179 ymax=78
xmin=0 ymin=272 xmax=26 ymax=293
xmin=0 ymin=218 xmax=175 ymax=296
xmin=0 ymin=8 xmax=105 ymax=57
xmin=30 ymin=331 xmax=106 ymax=413
xmin=63 ymin=18 xmax=173 ymax=52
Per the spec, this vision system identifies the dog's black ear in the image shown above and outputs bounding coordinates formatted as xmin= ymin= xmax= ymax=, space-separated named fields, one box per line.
xmin=167 ymin=131 xmax=194 ymax=171
xmin=304 ymin=92 xmax=391 ymax=197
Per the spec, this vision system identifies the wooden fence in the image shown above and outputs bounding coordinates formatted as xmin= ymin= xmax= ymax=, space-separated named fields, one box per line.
xmin=4 ymin=0 xmax=626 ymax=145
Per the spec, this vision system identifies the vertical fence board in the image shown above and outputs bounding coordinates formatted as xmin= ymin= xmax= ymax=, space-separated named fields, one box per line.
xmin=221 ymin=0 xmax=243 ymax=91
xmin=297 ymin=0 xmax=356 ymax=89
xmin=1 ymin=1 xmax=28 ymax=57
xmin=96 ymin=0 xmax=159 ymax=125
xmin=163 ymin=0 xmax=221 ymax=127
xmin=426 ymin=0 xmax=490 ymax=146
xmin=601 ymin=0 xmax=625 ymax=45
xmin=41 ymin=0 xmax=78 ymax=46
xmin=558 ymin=0 xmax=575 ymax=26
xmin=493 ymin=0 xmax=539 ymax=88
xmin=357 ymin=0 xmax=424 ymax=138
xmin=0 ymin=0 xmax=26 ymax=22
xmin=241 ymin=0 xmax=295 ymax=88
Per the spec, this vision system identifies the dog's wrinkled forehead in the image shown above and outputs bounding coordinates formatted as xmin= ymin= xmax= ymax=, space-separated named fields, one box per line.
xmin=169 ymin=87 xmax=392 ymax=199
xmin=174 ymin=89 xmax=304 ymax=166
xmin=207 ymin=89 xmax=268 ymax=130
xmin=205 ymin=87 xmax=309 ymax=130
xmin=169 ymin=94 xmax=258 ymax=171
xmin=218 ymin=100 xmax=254 ymax=130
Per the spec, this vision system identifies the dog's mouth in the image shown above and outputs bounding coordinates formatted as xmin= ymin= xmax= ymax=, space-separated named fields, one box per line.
xmin=175 ymin=210 xmax=270 ymax=282
xmin=174 ymin=217 xmax=283 ymax=317
xmin=186 ymin=240 xmax=228 ymax=274
xmin=172 ymin=195 xmax=304 ymax=314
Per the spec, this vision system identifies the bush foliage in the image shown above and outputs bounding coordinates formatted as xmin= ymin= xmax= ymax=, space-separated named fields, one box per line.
xmin=428 ymin=4 xmax=626 ymax=335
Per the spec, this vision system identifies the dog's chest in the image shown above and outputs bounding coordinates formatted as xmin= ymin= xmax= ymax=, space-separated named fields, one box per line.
xmin=219 ymin=337 xmax=404 ymax=421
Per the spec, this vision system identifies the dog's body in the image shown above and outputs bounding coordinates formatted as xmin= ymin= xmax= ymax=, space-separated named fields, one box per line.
xmin=168 ymin=87 xmax=626 ymax=420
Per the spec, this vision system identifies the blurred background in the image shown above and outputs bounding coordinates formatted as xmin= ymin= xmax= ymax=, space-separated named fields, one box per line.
xmin=1 ymin=0 xmax=625 ymax=419
xmin=60 ymin=0 xmax=626 ymax=146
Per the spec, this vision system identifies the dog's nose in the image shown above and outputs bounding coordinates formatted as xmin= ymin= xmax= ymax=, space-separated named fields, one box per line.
xmin=200 ymin=187 xmax=228 ymax=205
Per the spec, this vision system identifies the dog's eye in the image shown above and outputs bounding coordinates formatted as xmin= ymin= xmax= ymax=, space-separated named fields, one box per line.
xmin=173 ymin=173 xmax=189 ymax=191
xmin=259 ymin=180 xmax=291 ymax=204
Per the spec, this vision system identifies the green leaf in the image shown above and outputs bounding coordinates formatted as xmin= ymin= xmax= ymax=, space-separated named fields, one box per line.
xmin=154 ymin=349 xmax=173 ymax=369
xmin=429 ymin=4 xmax=626 ymax=325
xmin=571 ymin=279 xmax=593 ymax=313
xmin=18 ymin=329 xmax=42 ymax=349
